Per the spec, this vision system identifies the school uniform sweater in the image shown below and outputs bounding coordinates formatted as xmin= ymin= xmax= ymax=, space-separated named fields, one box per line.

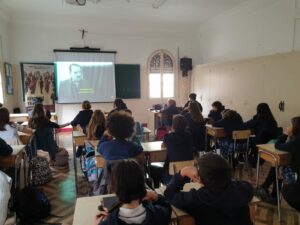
xmin=208 ymin=109 xmax=223 ymax=122
xmin=99 ymin=196 xmax=171 ymax=225
xmin=275 ymin=134 xmax=300 ymax=179
xmin=97 ymin=137 xmax=143 ymax=161
xmin=184 ymin=100 xmax=203 ymax=112
xmin=160 ymin=105 xmax=179 ymax=126
xmin=212 ymin=118 xmax=244 ymax=140
xmin=164 ymin=174 xmax=253 ymax=225
xmin=70 ymin=109 xmax=93 ymax=131
xmin=0 ymin=138 xmax=13 ymax=156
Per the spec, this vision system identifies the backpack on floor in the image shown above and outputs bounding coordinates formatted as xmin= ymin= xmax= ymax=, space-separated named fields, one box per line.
xmin=14 ymin=186 xmax=51 ymax=225
xmin=155 ymin=126 xmax=168 ymax=141
xmin=54 ymin=147 xmax=69 ymax=167
xmin=30 ymin=156 xmax=52 ymax=186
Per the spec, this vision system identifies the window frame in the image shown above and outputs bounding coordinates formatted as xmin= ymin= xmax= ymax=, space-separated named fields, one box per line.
xmin=147 ymin=49 xmax=176 ymax=99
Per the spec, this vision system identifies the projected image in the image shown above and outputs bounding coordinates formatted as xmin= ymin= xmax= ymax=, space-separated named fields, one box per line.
xmin=55 ymin=62 xmax=116 ymax=103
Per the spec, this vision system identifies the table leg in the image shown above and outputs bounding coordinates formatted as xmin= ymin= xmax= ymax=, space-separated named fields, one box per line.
xmin=23 ymin=152 xmax=27 ymax=187
xmin=205 ymin=131 xmax=208 ymax=152
xmin=73 ymin=142 xmax=78 ymax=195
xmin=256 ymin=152 xmax=260 ymax=188
xmin=275 ymin=164 xmax=281 ymax=222
xmin=14 ymin=155 xmax=20 ymax=189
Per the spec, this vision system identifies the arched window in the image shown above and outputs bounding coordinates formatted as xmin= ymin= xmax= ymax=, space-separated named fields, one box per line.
xmin=148 ymin=50 xmax=175 ymax=98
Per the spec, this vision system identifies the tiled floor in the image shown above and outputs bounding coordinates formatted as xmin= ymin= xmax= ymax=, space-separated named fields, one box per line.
xmin=6 ymin=132 xmax=300 ymax=225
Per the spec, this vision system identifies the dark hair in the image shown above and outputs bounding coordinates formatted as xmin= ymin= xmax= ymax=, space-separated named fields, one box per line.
xmin=212 ymin=101 xmax=225 ymax=112
xmin=114 ymin=99 xmax=127 ymax=110
xmin=107 ymin=111 xmax=134 ymax=139
xmin=123 ymin=109 xmax=132 ymax=115
xmin=197 ymin=153 xmax=232 ymax=189
xmin=69 ymin=64 xmax=81 ymax=72
xmin=0 ymin=107 xmax=10 ymax=131
xmin=256 ymin=103 xmax=277 ymax=127
xmin=30 ymin=103 xmax=48 ymax=129
xmin=188 ymin=101 xmax=204 ymax=123
xmin=189 ymin=93 xmax=196 ymax=101
xmin=87 ymin=110 xmax=106 ymax=140
xmin=82 ymin=100 xmax=91 ymax=110
xmin=172 ymin=115 xmax=187 ymax=133
xmin=291 ymin=116 xmax=300 ymax=137
xmin=111 ymin=159 xmax=147 ymax=203
xmin=168 ymin=99 xmax=176 ymax=106
xmin=0 ymin=102 xmax=3 ymax=108
xmin=223 ymin=110 xmax=243 ymax=125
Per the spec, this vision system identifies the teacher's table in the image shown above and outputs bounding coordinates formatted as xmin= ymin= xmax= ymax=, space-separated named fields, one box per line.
xmin=256 ymin=143 xmax=291 ymax=222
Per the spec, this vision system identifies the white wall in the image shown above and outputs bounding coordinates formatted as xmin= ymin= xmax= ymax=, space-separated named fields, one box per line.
xmin=195 ymin=0 xmax=298 ymax=64
xmin=7 ymin=15 xmax=196 ymax=131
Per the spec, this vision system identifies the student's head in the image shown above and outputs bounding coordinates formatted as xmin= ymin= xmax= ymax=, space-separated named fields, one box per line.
xmin=107 ymin=111 xmax=134 ymax=139
xmin=87 ymin=110 xmax=106 ymax=140
xmin=82 ymin=100 xmax=91 ymax=110
xmin=69 ymin=64 xmax=83 ymax=84
xmin=189 ymin=93 xmax=197 ymax=101
xmin=111 ymin=159 xmax=147 ymax=203
xmin=211 ymin=101 xmax=224 ymax=112
xmin=188 ymin=101 xmax=204 ymax=123
xmin=291 ymin=116 xmax=300 ymax=137
xmin=223 ymin=110 xmax=243 ymax=124
xmin=197 ymin=153 xmax=232 ymax=189
xmin=172 ymin=115 xmax=187 ymax=133
xmin=256 ymin=103 xmax=276 ymax=122
xmin=0 ymin=102 xmax=3 ymax=108
xmin=32 ymin=103 xmax=45 ymax=119
xmin=0 ymin=107 xmax=10 ymax=131
xmin=168 ymin=99 xmax=176 ymax=107
xmin=114 ymin=98 xmax=127 ymax=110
xmin=123 ymin=109 xmax=132 ymax=115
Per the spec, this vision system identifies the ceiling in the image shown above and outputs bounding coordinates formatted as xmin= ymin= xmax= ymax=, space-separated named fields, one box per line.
xmin=0 ymin=0 xmax=248 ymax=25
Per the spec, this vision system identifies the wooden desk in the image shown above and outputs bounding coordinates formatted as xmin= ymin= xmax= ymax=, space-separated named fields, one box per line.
xmin=141 ymin=141 xmax=167 ymax=163
xmin=72 ymin=131 xmax=86 ymax=195
xmin=10 ymin=112 xmax=57 ymax=123
xmin=256 ymin=143 xmax=291 ymax=221
xmin=205 ymin=125 xmax=226 ymax=151
xmin=0 ymin=145 xmax=26 ymax=188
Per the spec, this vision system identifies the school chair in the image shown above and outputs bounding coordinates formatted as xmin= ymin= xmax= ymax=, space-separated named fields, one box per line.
xmin=232 ymin=129 xmax=251 ymax=178
xmin=169 ymin=160 xmax=195 ymax=175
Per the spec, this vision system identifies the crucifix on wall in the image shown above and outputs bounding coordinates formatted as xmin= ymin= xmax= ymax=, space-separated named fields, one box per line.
xmin=79 ymin=29 xmax=88 ymax=45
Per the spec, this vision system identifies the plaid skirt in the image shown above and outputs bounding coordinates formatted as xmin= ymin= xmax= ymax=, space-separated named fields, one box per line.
xmin=219 ymin=139 xmax=248 ymax=159
xmin=282 ymin=166 xmax=296 ymax=184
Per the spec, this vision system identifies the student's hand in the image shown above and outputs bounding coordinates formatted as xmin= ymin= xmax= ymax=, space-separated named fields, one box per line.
xmin=180 ymin=166 xmax=200 ymax=183
xmin=284 ymin=126 xmax=293 ymax=137
xmin=143 ymin=190 xmax=158 ymax=202
xmin=94 ymin=209 xmax=109 ymax=225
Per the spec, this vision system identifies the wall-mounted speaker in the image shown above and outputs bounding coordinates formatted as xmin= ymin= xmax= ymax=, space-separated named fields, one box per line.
xmin=180 ymin=57 xmax=192 ymax=76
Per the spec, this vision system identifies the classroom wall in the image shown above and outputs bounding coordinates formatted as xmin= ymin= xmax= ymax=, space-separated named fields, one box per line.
xmin=195 ymin=0 xmax=299 ymax=64
xmin=192 ymin=51 xmax=300 ymax=129
xmin=6 ymin=15 xmax=196 ymax=132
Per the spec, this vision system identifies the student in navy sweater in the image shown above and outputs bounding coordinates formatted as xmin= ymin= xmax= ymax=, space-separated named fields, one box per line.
xmin=183 ymin=93 xmax=203 ymax=112
xmin=0 ymin=138 xmax=13 ymax=156
xmin=183 ymin=101 xmax=206 ymax=152
xmin=97 ymin=111 xmax=143 ymax=161
xmin=95 ymin=159 xmax=171 ymax=225
xmin=164 ymin=153 xmax=253 ymax=225
xmin=212 ymin=110 xmax=244 ymax=159
xmin=208 ymin=101 xmax=225 ymax=123
xmin=69 ymin=100 xmax=93 ymax=133
xmin=151 ymin=115 xmax=193 ymax=187
xmin=256 ymin=116 xmax=300 ymax=206
xmin=160 ymin=99 xmax=179 ymax=127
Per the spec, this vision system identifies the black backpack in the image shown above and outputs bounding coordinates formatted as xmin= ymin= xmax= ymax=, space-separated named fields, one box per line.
xmin=14 ymin=186 xmax=51 ymax=225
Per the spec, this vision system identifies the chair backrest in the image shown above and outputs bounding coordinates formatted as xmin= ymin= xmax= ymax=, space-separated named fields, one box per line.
xmin=232 ymin=130 xmax=251 ymax=140
xmin=95 ymin=155 xmax=105 ymax=168
xmin=169 ymin=160 xmax=195 ymax=175
xmin=19 ymin=134 xmax=32 ymax=145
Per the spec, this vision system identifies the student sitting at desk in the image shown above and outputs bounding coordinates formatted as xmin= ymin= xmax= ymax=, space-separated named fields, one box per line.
xmin=164 ymin=153 xmax=253 ymax=225
xmin=183 ymin=101 xmax=206 ymax=152
xmin=94 ymin=159 xmax=171 ymax=225
xmin=68 ymin=100 xmax=93 ymax=134
xmin=151 ymin=115 xmax=193 ymax=188
xmin=212 ymin=110 xmax=244 ymax=160
xmin=87 ymin=110 xmax=106 ymax=140
xmin=208 ymin=101 xmax=225 ymax=123
xmin=256 ymin=116 xmax=300 ymax=205
xmin=0 ymin=138 xmax=13 ymax=156
xmin=108 ymin=98 xmax=128 ymax=117
xmin=160 ymin=99 xmax=179 ymax=127
xmin=0 ymin=107 xmax=32 ymax=145
xmin=183 ymin=93 xmax=203 ymax=113
xmin=97 ymin=111 xmax=143 ymax=161
xmin=244 ymin=103 xmax=279 ymax=167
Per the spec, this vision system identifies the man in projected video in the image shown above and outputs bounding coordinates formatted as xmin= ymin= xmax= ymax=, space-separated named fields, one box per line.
xmin=59 ymin=64 xmax=84 ymax=100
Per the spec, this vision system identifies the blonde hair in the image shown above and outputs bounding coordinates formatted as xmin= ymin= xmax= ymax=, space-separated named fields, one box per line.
xmin=87 ymin=110 xmax=106 ymax=140
xmin=188 ymin=102 xmax=204 ymax=123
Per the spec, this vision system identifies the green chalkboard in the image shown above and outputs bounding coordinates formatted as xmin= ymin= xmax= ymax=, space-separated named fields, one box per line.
xmin=115 ymin=64 xmax=141 ymax=99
